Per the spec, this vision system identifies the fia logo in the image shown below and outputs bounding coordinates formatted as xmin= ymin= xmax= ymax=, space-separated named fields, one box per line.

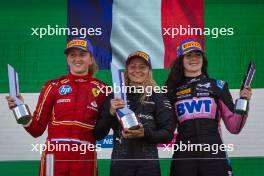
xmin=176 ymin=99 xmax=212 ymax=116
xmin=59 ymin=85 xmax=72 ymax=95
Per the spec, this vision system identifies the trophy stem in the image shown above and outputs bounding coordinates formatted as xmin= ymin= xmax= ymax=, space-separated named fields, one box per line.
xmin=46 ymin=154 xmax=54 ymax=176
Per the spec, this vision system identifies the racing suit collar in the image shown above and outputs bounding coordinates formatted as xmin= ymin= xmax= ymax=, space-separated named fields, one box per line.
xmin=68 ymin=72 xmax=92 ymax=82
xmin=185 ymin=74 xmax=206 ymax=84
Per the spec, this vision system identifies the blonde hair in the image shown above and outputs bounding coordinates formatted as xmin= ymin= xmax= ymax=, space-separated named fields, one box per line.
xmin=124 ymin=68 xmax=157 ymax=103
xmin=88 ymin=54 xmax=98 ymax=76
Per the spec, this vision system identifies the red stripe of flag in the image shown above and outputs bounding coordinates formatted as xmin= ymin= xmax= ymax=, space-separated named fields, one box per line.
xmin=162 ymin=0 xmax=205 ymax=68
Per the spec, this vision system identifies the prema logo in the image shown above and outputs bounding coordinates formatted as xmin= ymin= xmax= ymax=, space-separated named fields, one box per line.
xmin=59 ymin=85 xmax=72 ymax=95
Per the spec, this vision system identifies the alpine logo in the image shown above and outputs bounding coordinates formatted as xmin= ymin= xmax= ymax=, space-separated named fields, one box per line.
xmin=197 ymin=83 xmax=211 ymax=89
xmin=188 ymin=78 xmax=199 ymax=83
xmin=176 ymin=98 xmax=212 ymax=116
xmin=59 ymin=85 xmax=72 ymax=95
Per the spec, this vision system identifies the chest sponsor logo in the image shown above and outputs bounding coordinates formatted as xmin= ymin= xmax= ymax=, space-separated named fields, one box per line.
xmin=177 ymin=85 xmax=188 ymax=90
xmin=195 ymin=87 xmax=213 ymax=93
xmin=59 ymin=85 xmax=72 ymax=95
xmin=91 ymin=101 xmax=98 ymax=108
xmin=87 ymin=101 xmax=98 ymax=111
xmin=197 ymin=92 xmax=210 ymax=97
xmin=176 ymin=99 xmax=212 ymax=116
xmin=92 ymin=88 xmax=100 ymax=97
xmin=197 ymin=83 xmax=211 ymax=89
xmin=137 ymin=113 xmax=154 ymax=120
xmin=177 ymin=94 xmax=191 ymax=99
xmin=57 ymin=99 xmax=71 ymax=104
xmin=75 ymin=78 xmax=87 ymax=82
xmin=176 ymin=88 xmax=191 ymax=96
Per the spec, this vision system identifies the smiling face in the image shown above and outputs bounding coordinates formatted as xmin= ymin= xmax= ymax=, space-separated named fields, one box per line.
xmin=126 ymin=58 xmax=150 ymax=86
xmin=66 ymin=48 xmax=93 ymax=76
xmin=183 ymin=51 xmax=203 ymax=77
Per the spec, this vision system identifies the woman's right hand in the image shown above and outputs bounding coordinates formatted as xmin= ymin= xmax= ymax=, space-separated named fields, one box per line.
xmin=5 ymin=95 xmax=24 ymax=109
xmin=110 ymin=98 xmax=125 ymax=116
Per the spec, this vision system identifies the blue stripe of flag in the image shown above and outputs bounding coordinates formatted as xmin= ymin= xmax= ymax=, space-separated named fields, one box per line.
xmin=68 ymin=0 xmax=113 ymax=69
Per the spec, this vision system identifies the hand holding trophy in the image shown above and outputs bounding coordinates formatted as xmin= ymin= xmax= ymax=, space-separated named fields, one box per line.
xmin=111 ymin=63 xmax=139 ymax=130
xmin=7 ymin=64 xmax=32 ymax=125
xmin=235 ymin=61 xmax=255 ymax=115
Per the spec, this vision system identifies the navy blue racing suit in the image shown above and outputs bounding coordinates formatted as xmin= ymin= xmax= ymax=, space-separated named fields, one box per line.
xmin=94 ymin=92 xmax=174 ymax=176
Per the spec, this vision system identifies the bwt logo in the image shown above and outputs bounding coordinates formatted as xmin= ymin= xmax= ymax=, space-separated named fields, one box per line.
xmin=59 ymin=85 xmax=72 ymax=95
xmin=176 ymin=99 xmax=212 ymax=116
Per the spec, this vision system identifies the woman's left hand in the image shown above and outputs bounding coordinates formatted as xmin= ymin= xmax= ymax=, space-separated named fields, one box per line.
xmin=240 ymin=86 xmax=252 ymax=100
xmin=122 ymin=124 xmax=144 ymax=139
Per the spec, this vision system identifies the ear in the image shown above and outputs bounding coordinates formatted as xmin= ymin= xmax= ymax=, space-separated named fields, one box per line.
xmin=66 ymin=56 xmax=70 ymax=65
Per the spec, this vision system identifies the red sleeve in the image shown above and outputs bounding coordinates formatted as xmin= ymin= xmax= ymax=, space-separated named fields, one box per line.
xmin=24 ymin=81 xmax=55 ymax=138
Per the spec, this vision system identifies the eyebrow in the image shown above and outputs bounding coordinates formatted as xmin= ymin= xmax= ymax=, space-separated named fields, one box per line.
xmin=129 ymin=64 xmax=147 ymax=66
xmin=186 ymin=52 xmax=202 ymax=56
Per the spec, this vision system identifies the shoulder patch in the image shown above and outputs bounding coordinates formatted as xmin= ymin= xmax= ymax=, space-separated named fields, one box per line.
xmin=91 ymin=80 xmax=100 ymax=86
xmin=216 ymin=80 xmax=225 ymax=90
xmin=91 ymin=79 xmax=107 ymax=89
xmin=44 ymin=80 xmax=58 ymax=88
xmin=60 ymin=79 xmax=70 ymax=84
xmin=92 ymin=88 xmax=100 ymax=97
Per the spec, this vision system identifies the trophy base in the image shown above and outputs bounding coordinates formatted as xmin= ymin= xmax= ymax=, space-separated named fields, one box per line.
xmin=12 ymin=104 xmax=32 ymax=125
xmin=121 ymin=113 xmax=139 ymax=130
xmin=116 ymin=108 xmax=139 ymax=130
xmin=235 ymin=98 xmax=248 ymax=115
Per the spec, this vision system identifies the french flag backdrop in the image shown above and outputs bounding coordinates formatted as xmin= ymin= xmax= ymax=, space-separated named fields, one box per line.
xmin=68 ymin=0 xmax=204 ymax=69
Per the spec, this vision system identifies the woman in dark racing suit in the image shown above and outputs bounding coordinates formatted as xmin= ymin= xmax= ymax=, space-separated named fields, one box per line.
xmin=94 ymin=51 xmax=174 ymax=176
xmin=166 ymin=39 xmax=252 ymax=176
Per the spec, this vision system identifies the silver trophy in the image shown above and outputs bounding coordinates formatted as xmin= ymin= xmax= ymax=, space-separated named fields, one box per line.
xmin=235 ymin=61 xmax=255 ymax=115
xmin=8 ymin=64 xmax=32 ymax=125
xmin=46 ymin=154 xmax=54 ymax=176
xmin=111 ymin=63 xmax=139 ymax=129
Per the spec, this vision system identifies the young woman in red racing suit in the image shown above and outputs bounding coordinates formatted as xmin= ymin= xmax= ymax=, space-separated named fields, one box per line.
xmin=165 ymin=39 xmax=252 ymax=176
xmin=94 ymin=51 xmax=174 ymax=176
xmin=6 ymin=37 xmax=107 ymax=176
